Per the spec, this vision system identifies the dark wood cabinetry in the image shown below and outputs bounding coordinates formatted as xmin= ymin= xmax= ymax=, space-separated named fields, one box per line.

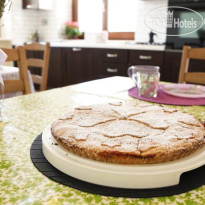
xmin=47 ymin=47 xmax=101 ymax=88
xmin=89 ymin=49 xmax=101 ymax=80
xmin=100 ymin=62 xmax=128 ymax=77
xmin=99 ymin=49 xmax=128 ymax=78
xmin=129 ymin=50 xmax=164 ymax=67
xmin=100 ymin=49 xmax=128 ymax=63
xmin=62 ymin=47 xmax=92 ymax=85
xmin=23 ymin=47 xmax=64 ymax=89
xmin=47 ymin=47 xmax=63 ymax=88
xmin=45 ymin=46 xmax=204 ymax=89
xmin=163 ymin=50 xmax=205 ymax=83
xmin=188 ymin=59 xmax=205 ymax=73
xmin=46 ymin=47 xmax=181 ymax=88
xmin=129 ymin=50 xmax=165 ymax=81
xmin=163 ymin=51 xmax=182 ymax=83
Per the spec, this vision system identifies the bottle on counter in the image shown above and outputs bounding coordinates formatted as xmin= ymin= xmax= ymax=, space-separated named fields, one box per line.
xmin=31 ymin=30 xmax=40 ymax=42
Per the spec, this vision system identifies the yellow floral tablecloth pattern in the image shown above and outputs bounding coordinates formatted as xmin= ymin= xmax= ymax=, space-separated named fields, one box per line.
xmin=0 ymin=82 xmax=205 ymax=205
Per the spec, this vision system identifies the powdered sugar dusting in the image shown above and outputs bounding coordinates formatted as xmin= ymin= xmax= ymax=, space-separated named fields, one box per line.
xmin=51 ymin=102 xmax=205 ymax=160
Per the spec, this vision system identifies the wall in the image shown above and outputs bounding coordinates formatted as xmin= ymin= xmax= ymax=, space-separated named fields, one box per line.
xmin=1 ymin=0 xmax=168 ymax=43
xmin=37 ymin=0 xmax=72 ymax=42
xmin=1 ymin=0 xmax=72 ymax=43
xmin=135 ymin=0 xmax=168 ymax=43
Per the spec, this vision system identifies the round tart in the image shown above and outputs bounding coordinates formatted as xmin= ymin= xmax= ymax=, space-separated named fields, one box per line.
xmin=51 ymin=102 xmax=205 ymax=164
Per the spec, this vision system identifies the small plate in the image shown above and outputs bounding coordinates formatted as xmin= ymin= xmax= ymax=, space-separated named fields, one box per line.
xmin=161 ymin=84 xmax=205 ymax=98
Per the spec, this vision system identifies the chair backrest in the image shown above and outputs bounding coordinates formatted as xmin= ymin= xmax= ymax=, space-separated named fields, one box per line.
xmin=24 ymin=42 xmax=50 ymax=91
xmin=0 ymin=47 xmax=31 ymax=94
xmin=178 ymin=46 xmax=205 ymax=85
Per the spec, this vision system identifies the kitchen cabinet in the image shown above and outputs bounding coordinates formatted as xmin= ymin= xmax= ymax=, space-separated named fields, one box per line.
xmin=47 ymin=47 xmax=63 ymax=88
xmin=23 ymin=0 xmax=38 ymax=9
xmin=99 ymin=49 xmax=129 ymax=78
xmin=89 ymin=49 xmax=101 ymax=80
xmin=129 ymin=50 xmax=164 ymax=67
xmin=24 ymin=47 xmax=63 ymax=89
xmin=100 ymin=49 xmax=128 ymax=64
xmin=34 ymin=47 xmax=100 ymax=88
xmin=163 ymin=51 xmax=182 ymax=83
xmin=129 ymin=50 xmax=165 ymax=81
xmin=188 ymin=59 xmax=205 ymax=73
xmin=40 ymin=46 xmax=205 ymax=89
xmin=46 ymin=48 xmax=168 ymax=88
xmin=47 ymin=47 xmax=130 ymax=86
xmin=163 ymin=50 xmax=205 ymax=83
xmin=100 ymin=62 xmax=128 ymax=77
xmin=62 ymin=47 xmax=92 ymax=85
xmin=23 ymin=0 xmax=53 ymax=10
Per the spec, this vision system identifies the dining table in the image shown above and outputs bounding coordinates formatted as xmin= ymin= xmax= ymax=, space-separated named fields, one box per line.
xmin=0 ymin=76 xmax=204 ymax=205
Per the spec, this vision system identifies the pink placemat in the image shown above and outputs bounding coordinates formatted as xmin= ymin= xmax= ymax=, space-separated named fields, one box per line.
xmin=128 ymin=85 xmax=205 ymax=106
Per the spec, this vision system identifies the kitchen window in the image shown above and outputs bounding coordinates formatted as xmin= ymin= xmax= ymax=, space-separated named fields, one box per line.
xmin=75 ymin=0 xmax=136 ymax=39
xmin=78 ymin=0 xmax=104 ymax=32
xmin=108 ymin=0 xmax=137 ymax=32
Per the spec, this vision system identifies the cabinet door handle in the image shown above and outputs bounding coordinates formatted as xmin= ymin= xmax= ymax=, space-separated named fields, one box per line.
xmin=139 ymin=55 xmax=152 ymax=60
xmin=107 ymin=68 xmax=118 ymax=73
xmin=72 ymin=48 xmax=82 ymax=52
xmin=107 ymin=53 xmax=118 ymax=58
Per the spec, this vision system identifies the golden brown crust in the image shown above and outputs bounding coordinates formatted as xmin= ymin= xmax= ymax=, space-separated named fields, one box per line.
xmin=51 ymin=102 xmax=205 ymax=164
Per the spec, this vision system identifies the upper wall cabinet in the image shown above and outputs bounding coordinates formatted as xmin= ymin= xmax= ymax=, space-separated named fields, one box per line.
xmin=23 ymin=0 xmax=38 ymax=9
xmin=22 ymin=0 xmax=53 ymax=10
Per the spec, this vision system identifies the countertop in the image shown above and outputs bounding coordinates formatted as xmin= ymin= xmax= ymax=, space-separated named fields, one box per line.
xmin=14 ymin=40 xmax=166 ymax=51
xmin=0 ymin=76 xmax=204 ymax=204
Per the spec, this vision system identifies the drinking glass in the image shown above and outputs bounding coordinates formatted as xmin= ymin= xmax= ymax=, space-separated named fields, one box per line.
xmin=128 ymin=65 xmax=160 ymax=98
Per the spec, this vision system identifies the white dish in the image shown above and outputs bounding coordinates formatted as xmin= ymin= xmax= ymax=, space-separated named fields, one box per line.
xmin=42 ymin=124 xmax=205 ymax=189
xmin=161 ymin=84 xmax=205 ymax=98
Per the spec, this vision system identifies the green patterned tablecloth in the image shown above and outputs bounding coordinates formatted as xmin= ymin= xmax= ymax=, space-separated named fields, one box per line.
xmin=0 ymin=77 xmax=205 ymax=205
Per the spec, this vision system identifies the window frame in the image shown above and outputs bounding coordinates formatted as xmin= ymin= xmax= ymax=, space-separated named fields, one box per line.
xmin=72 ymin=0 xmax=135 ymax=40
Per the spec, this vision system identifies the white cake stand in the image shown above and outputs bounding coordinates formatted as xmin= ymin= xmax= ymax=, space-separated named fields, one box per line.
xmin=42 ymin=125 xmax=205 ymax=189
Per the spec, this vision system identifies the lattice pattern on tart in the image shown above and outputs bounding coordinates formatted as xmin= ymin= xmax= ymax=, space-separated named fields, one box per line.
xmin=51 ymin=102 xmax=205 ymax=164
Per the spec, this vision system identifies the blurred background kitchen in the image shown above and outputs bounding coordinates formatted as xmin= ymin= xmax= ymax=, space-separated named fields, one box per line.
xmin=0 ymin=0 xmax=204 ymax=90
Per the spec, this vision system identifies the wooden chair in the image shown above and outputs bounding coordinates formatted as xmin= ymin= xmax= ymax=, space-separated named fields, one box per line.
xmin=24 ymin=42 xmax=50 ymax=91
xmin=178 ymin=46 xmax=205 ymax=85
xmin=0 ymin=47 xmax=31 ymax=94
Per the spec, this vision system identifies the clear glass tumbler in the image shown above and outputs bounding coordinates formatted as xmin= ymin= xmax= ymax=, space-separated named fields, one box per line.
xmin=128 ymin=65 xmax=160 ymax=98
